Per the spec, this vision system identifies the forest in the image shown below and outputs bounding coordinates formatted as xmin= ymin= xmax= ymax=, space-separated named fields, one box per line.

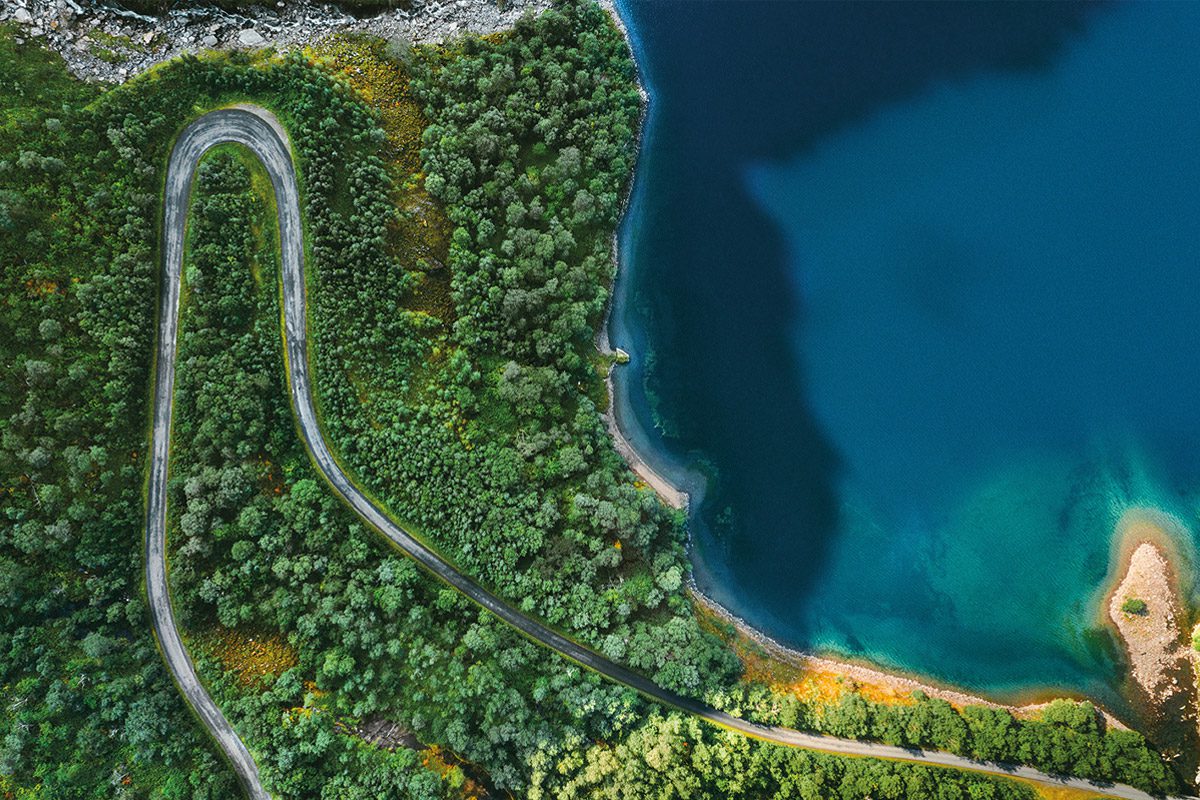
xmin=0 ymin=1 xmax=1182 ymax=798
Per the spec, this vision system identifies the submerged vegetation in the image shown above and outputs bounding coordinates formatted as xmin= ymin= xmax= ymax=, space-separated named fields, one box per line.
xmin=0 ymin=3 xmax=1185 ymax=798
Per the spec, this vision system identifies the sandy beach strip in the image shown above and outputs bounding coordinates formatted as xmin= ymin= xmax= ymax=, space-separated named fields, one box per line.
xmin=595 ymin=0 xmax=685 ymax=510
xmin=602 ymin=370 xmax=688 ymax=509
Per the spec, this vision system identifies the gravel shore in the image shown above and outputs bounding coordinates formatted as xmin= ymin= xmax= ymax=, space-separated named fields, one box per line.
xmin=1 ymin=0 xmax=557 ymax=83
xmin=693 ymin=585 xmax=1133 ymax=730
xmin=1104 ymin=511 xmax=1199 ymax=774
xmin=1108 ymin=539 xmax=1192 ymax=706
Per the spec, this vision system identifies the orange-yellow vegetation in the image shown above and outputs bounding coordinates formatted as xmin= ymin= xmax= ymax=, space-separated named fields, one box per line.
xmin=480 ymin=31 xmax=510 ymax=47
xmin=693 ymin=597 xmax=916 ymax=708
xmin=421 ymin=746 xmax=458 ymax=778
xmin=421 ymin=746 xmax=488 ymax=799
xmin=24 ymin=279 xmax=59 ymax=296
xmin=306 ymin=34 xmax=453 ymax=322
xmin=282 ymin=683 xmax=329 ymax=728
xmin=1015 ymin=778 xmax=1107 ymax=800
xmin=305 ymin=34 xmax=423 ymax=173
xmin=193 ymin=627 xmax=299 ymax=688
xmin=1 ymin=773 xmax=48 ymax=799
xmin=255 ymin=456 xmax=284 ymax=496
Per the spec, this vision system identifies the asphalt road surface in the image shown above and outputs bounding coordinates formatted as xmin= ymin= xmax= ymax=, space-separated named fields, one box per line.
xmin=147 ymin=106 xmax=1186 ymax=800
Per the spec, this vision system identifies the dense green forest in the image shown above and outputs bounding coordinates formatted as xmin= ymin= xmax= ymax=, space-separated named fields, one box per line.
xmin=0 ymin=2 xmax=1182 ymax=798
xmin=303 ymin=10 xmax=739 ymax=698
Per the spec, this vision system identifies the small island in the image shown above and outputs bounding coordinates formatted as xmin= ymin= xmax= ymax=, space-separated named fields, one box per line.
xmin=1105 ymin=510 xmax=1200 ymax=778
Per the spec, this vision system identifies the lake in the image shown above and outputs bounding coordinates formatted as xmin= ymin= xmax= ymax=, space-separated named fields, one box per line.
xmin=610 ymin=0 xmax=1200 ymax=709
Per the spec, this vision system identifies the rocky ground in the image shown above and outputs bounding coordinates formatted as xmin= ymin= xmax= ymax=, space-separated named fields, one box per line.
xmin=1105 ymin=520 xmax=1200 ymax=778
xmin=0 ymin=0 xmax=559 ymax=83
xmin=348 ymin=716 xmax=422 ymax=751
xmin=1109 ymin=542 xmax=1192 ymax=704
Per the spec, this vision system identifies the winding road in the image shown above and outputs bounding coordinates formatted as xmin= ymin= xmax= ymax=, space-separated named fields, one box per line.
xmin=147 ymin=106 xmax=1186 ymax=800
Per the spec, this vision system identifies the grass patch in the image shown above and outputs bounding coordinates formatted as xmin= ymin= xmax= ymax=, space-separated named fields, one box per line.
xmin=307 ymin=33 xmax=453 ymax=323
xmin=86 ymin=29 xmax=152 ymax=64
xmin=89 ymin=45 xmax=125 ymax=64
xmin=193 ymin=627 xmax=300 ymax=688
xmin=90 ymin=29 xmax=149 ymax=53
xmin=1122 ymin=596 xmax=1148 ymax=615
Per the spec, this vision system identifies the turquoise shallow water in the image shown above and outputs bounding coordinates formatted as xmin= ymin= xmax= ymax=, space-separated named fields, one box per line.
xmin=612 ymin=1 xmax=1200 ymax=707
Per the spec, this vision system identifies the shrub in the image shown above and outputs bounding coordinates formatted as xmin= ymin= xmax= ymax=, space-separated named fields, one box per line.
xmin=1121 ymin=597 xmax=1148 ymax=615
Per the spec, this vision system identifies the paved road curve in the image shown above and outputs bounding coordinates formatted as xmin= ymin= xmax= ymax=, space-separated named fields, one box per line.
xmin=148 ymin=106 xmax=1185 ymax=800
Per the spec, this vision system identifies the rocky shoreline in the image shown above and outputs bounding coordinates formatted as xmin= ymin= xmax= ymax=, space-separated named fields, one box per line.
xmin=1 ymin=0 xmax=557 ymax=83
xmin=691 ymin=585 xmax=1134 ymax=731
xmin=1108 ymin=541 xmax=1193 ymax=712
xmin=1103 ymin=511 xmax=1199 ymax=779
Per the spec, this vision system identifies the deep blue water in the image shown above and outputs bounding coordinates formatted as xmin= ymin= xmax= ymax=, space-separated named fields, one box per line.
xmin=611 ymin=1 xmax=1200 ymax=705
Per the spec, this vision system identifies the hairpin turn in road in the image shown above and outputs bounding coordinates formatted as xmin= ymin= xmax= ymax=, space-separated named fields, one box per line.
xmin=147 ymin=105 xmax=1184 ymax=800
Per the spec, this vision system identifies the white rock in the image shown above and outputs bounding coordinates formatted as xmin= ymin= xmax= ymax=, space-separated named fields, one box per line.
xmin=237 ymin=28 xmax=265 ymax=46
xmin=202 ymin=34 xmax=218 ymax=47
xmin=141 ymin=31 xmax=153 ymax=44
xmin=14 ymin=8 xmax=32 ymax=24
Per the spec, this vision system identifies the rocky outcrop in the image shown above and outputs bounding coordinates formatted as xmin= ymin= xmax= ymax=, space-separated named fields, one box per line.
xmin=1104 ymin=513 xmax=1200 ymax=779
xmin=0 ymin=0 xmax=558 ymax=83
xmin=348 ymin=716 xmax=422 ymax=751
xmin=1109 ymin=542 xmax=1193 ymax=705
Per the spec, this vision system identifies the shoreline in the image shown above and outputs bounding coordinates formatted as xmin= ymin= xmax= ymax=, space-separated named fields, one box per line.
xmin=595 ymin=0 xmax=687 ymax=513
xmin=593 ymin=0 xmax=1136 ymax=734
xmin=1098 ymin=508 xmax=1195 ymax=696
xmin=690 ymin=582 xmax=1133 ymax=731
xmin=1101 ymin=510 xmax=1198 ymax=776
xmin=602 ymin=366 xmax=689 ymax=510
xmin=1099 ymin=509 xmax=1193 ymax=625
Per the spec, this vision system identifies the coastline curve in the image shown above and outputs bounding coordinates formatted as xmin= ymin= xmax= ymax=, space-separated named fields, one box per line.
xmin=147 ymin=105 xmax=1188 ymax=800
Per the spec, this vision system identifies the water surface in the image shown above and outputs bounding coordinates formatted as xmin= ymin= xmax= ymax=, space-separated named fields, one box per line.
xmin=612 ymin=1 xmax=1200 ymax=706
